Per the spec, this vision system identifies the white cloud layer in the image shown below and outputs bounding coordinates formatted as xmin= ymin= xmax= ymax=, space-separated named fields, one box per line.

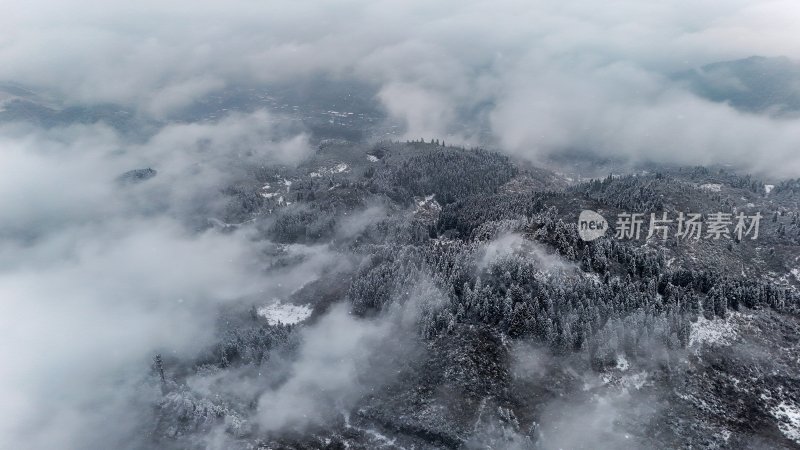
xmin=0 ymin=110 xmax=313 ymax=449
xmin=1 ymin=0 xmax=799 ymax=173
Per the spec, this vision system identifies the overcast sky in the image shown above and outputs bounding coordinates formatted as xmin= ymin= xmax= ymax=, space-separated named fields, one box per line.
xmin=2 ymin=0 xmax=800 ymax=172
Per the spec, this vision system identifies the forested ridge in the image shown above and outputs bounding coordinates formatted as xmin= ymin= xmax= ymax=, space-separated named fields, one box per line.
xmin=149 ymin=140 xmax=800 ymax=449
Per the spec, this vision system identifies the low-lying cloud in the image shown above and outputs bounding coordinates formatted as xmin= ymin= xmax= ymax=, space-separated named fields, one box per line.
xmin=0 ymin=108 xmax=315 ymax=449
xmin=2 ymin=0 xmax=799 ymax=174
xmin=1 ymin=0 xmax=799 ymax=447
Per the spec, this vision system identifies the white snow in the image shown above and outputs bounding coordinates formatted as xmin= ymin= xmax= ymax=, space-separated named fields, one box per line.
xmin=689 ymin=315 xmax=737 ymax=347
xmin=366 ymin=154 xmax=379 ymax=162
xmin=326 ymin=110 xmax=353 ymax=117
xmin=765 ymin=184 xmax=775 ymax=194
xmin=418 ymin=194 xmax=436 ymax=206
xmin=616 ymin=354 xmax=629 ymax=371
xmin=257 ymin=301 xmax=312 ymax=325
xmin=791 ymin=268 xmax=800 ymax=283
xmin=260 ymin=181 xmax=289 ymax=199
xmin=620 ymin=371 xmax=648 ymax=390
xmin=772 ymin=401 xmax=800 ymax=444
xmin=310 ymin=163 xmax=349 ymax=178
xmin=700 ymin=183 xmax=722 ymax=192
xmin=413 ymin=194 xmax=441 ymax=216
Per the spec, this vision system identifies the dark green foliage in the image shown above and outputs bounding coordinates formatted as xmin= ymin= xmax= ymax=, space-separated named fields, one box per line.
xmin=368 ymin=142 xmax=518 ymax=204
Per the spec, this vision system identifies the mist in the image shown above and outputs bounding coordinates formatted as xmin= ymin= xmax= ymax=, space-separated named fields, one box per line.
xmin=2 ymin=0 xmax=800 ymax=448
xmin=0 ymin=108 xmax=318 ymax=448
xmin=2 ymin=0 xmax=799 ymax=174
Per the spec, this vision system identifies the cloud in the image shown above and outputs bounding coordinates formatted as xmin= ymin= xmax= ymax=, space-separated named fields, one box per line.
xmin=490 ymin=61 xmax=800 ymax=175
xmin=0 ymin=105 xmax=314 ymax=448
xmin=3 ymin=0 xmax=799 ymax=173
xmin=479 ymin=233 xmax=575 ymax=273
xmin=255 ymin=303 xmax=392 ymax=431
xmin=1 ymin=0 xmax=799 ymax=447
xmin=335 ymin=204 xmax=387 ymax=240
xmin=253 ymin=270 xmax=438 ymax=433
xmin=0 ymin=220 xmax=272 ymax=449
xmin=0 ymin=110 xmax=311 ymax=233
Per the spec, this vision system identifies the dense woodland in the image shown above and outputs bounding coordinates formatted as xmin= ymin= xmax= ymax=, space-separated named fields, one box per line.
xmin=150 ymin=141 xmax=800 ymax=448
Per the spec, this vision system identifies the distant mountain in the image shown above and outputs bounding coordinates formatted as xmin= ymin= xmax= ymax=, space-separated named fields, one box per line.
xmin=0 ymin=82 xmax=149 ymax=132
xmin=0 ymin=77 xmax=390 ymax=141
xmin=676 ymin=56 xmax=800 ymax=115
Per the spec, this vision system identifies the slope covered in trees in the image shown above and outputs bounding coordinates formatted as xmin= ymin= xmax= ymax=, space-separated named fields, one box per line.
xmin=147 ymin=141 xmax=800 ymax=449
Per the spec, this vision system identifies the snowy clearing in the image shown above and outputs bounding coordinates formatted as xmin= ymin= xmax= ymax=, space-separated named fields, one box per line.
xmin=772 ymin=401 xmax=800 ymax=444
xmin=257 ymin=301 xmax=312 ymax=325
xmin=310 ymin=163 xmax=350 ymax=178
xmin=417 ymin=194 xmax=436 ymax=207
xmin=689 ymin=315 xmax=737 ymax=347
xmin=699 ymin=183 xmax=722 ymax=192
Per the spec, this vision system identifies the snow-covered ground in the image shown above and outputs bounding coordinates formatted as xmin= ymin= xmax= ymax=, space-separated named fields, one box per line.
xmin=616 ymin=354 xmax=629 ymax=371
xmin=699 ymin=183 xmax=722 ymax=192
xmin=765 ymin=184 xmax=775 ymax=194
xmin=772 ymin=401 xmax=800 ymax=444
xmin=310 ymin=163 xmax=350 ymax=178
xmin=259 ymin=180 xmax=293 ymax=203
xmin=417 ymin=194 xmax=436 ymax=207
xmin=366 ymin=154 xmax=379 ymax=162
xmin=689 ymin=314 xmax=738 ymax=347
xmin=326 ymin=110 xmax=354 ymax=118
xmin=413 ymin=194 xmax=441 ymax=217
xmin=257 ymin=301 xmax=312 ymax=325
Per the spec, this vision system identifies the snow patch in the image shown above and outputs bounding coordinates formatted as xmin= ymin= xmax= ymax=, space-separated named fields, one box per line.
xmin=616 ymin=354 xmax=629 ymax=371
xmin=689 ymin=315 xmax=737 ymax=347
xmin=310 ymin=163 xmax=350 ymax=178
xmin=417 ymin=194 xmax=436 ymax=207
xmin=699 ymin=183 xmax=722 ymax=192
xmin=366 ymin=154 xmax=379 ymax=162
xmin=772 ymin=401 xmax=800 ymax=444
xmin=257 ymin=301 xmax=312 ymax=325
xmin=765 ymin=184 xmax=775 ymax=194
xmin=620 ymin=371 xmax=648 ymax=390
xmin=413 ymin=194 xmax=441 ymax=216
